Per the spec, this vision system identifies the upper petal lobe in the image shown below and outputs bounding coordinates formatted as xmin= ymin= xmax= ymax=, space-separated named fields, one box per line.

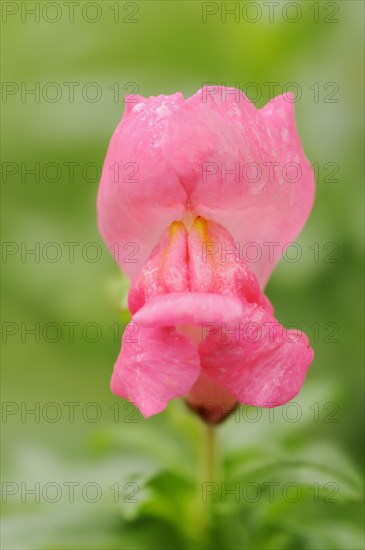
xmin=97 ymin=87 xmax=315 ymax=287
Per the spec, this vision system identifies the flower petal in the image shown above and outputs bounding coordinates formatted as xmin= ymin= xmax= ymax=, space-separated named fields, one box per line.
xmin=98 ymin=87 xmax=314 ymax=286
xmin=133 ymin=291 xmax=244 ymax=328
xmin=188 ymin=216 xmax=273 ymax=313
xmin=128 ymin=221 xmax=189 ymax=314
xmin=199 ymin=301 xmax=314 ymax=407
xmin=160 ymin=87 xmax=315 ymax=287
xmin=97 ymin=93 xmax=188 ymax=278
xmin=111 ymin=323 xmax=200 ymax=418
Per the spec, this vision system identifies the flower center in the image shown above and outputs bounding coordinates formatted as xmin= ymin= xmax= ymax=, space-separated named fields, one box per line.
xmin=128 ymin=215 xmax=269 ymax=315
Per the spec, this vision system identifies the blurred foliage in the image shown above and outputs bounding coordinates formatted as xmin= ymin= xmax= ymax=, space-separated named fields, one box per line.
xmin=1 ymin=1 xmax=364 ymax=549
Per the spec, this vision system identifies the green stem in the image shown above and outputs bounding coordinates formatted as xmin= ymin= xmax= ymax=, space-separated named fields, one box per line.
xmin=203 ymin=423 xmax=217 ymax=484
xmin=201 ymin=423 xmax=218 ymax=537
xmin=190 ymin=424 xmax=219 ymax=545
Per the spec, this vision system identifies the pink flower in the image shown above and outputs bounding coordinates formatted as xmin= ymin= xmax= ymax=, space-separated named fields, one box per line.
xmin=97 ymin=86 xmax=315 ymax=423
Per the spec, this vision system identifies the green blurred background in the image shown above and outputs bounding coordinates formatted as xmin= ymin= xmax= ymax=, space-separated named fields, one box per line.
xmin=1 ymin=1 xmax=364 ymax=548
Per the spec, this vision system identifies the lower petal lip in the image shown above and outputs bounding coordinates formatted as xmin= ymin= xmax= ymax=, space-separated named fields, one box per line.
xmin=133 ymin=292 xmax=243 ymax=328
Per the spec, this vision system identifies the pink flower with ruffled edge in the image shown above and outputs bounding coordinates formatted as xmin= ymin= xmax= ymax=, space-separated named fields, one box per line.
xmin=97 ymin=86 xmax=315 ymax=423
